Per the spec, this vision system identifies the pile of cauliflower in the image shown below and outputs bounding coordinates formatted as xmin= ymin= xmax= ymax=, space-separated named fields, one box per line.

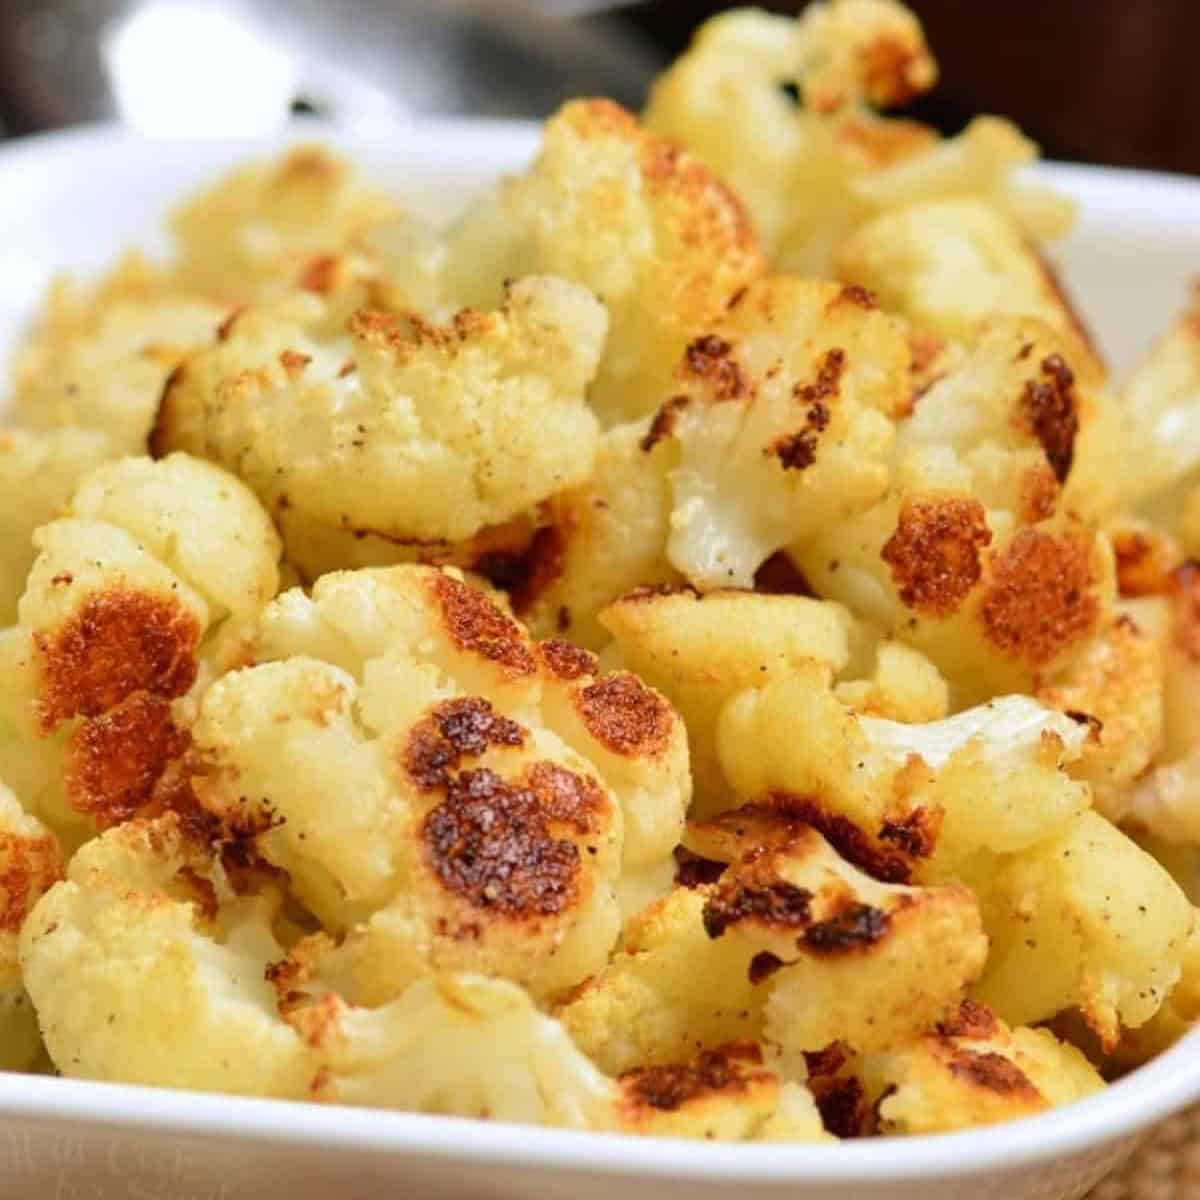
xmin=3 ymin=0 xmax=1200 ymax=1144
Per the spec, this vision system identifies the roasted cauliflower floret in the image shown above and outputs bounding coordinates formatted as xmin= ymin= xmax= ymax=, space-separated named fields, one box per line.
xmin=718 ymin=673 xmax=1091 ymax=883
xmin=189 ymin=566 xmax=688 ymax=1001
xmin=0 ymin=453 xmax=281 ymax=840
xmin=601 ymin=587 xmax=853 ymax=811
xmin=648 ymin=278 xmax=906 ymax=590
xmin=440 ymin=99 xmax=764 ymax=424
xmin=645 ymin=4 xmax=1070 ymax=276
xmin=0 ymin=427 xmax=111 ymax=625
xmin=562 ymin=824 xmax=984 ymax=1071
xmin=834 ymin=199 xmax=1098 ymax=372
xmin=974 ymin=811 xmax=1194 ymax=1049
xmin=20 ymin=815 xmax=314 ymax=1095
xmin=1120 ymin=286 xmax=1200 ymax=532
xmin=798 ymin=319 xmax=1116 ymax=700
xmin=863 ymin=1000 xmax=1103 ymax=1135
xmin=168 ymin=144 xmax=401 ymax=303
xmin=154 ymin=277 xmax=606 ymax=553
xmin=307 ymin=973 xmax=617 ymax=1127
xmin=0 ymin=783 xmax=63 ymax=1070
xmin=615 ymin=1043 xmax=828 ymax=1141
xmin=516 ymin=420 xmax=681 ymax=649
xmin=11 ymin=255 xmax=227 ymax=455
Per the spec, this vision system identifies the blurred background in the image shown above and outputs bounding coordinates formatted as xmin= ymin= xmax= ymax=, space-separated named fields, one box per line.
xmin=0 ymin=0 xmax=1196 ymax=174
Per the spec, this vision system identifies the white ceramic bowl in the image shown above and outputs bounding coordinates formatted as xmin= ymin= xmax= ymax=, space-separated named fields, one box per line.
xmin=1 ymin=122 xmax=1199 ymax=1200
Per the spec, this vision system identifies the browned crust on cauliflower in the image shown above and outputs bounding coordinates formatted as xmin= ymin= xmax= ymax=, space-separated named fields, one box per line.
xmin=680 ymin=334 xmax=750 ymax=402
xmin=978 ymin=527 xmax=1100 ymax=665
xmin=573 ymin=674 xmax=674 ymax=758
xmin=64 ymin=693 xmax=192 ymax=827
xmin=881 ymin=496 xmax=993 ymax=618
xmin=936 ymin=998 xmax=1000 ymax=1040
xmin=421 ymin=764 xmax=603 ymax=921
xmin=430 ymin=572 xmax=537 ymax=680
xmin=0 ymin=829 xmax=63 ymax=934
xmin=943 ymin=1048 xmax=1040 ymax=1099
xmin=1017 ymin=353 xmax=1078 ymax=484
xmin=535 ymin=638 xmax=599 ymax=682
xmin=1112 ymin=530 xmax=1178 ymax=598
xmin=33 ymin=589 xmax=202 ymax=730
xmin=402 ymin=698 xmax=527 ymax=792
xmin=618 ymin=1043 xmax=772 ymax=1115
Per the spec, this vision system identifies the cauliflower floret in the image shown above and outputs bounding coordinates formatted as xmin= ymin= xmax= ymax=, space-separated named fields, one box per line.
xmin=11 ymin=254 xmax=227 ymax=455
xmin=168 ymin=144 xmax=401 ymax=303
xmin=648 ymin=278 xmax=907 ymax=590
xmin=645 ymin=4 xmax=1070 ymax=276
xmin=0 ymin=427 xmax=111 ymax=625
xmin=439 ymin=99 xmax=764 ymax=424
xmin=863 ymin=1000 xmax=1103 ymax=1135
xmin=0 ymin=783 xmax=63 ymax=1071
xmin=306 ymin=973 xmax=617 ymax=1128
xmin=1118 ymin=287 xmax=1200 ymax=534
xmin=718 ymin=669 xmax=1091 ymax=882
xmin=300 ymin=971 xmax=825 ymax=1140
xmin=20 ymin=815 xmax=315 ymax=1096
xmin=974 ymin=811 xmax=1194 ymax=1048
xmin=600 ymin=588 xmax=853 ymax=811
xmin=562 ymin=824 xmax=984 ymax=1071
xmin=614 ymin=1043 xmax=829 ymax=1141
xmin=154 ymin=277 xmax=606 ymax=553
xmin=1036 ymin=600 xmax=1169 ymax=818
xmin=517 ymin=420 xmax=681 ymax=650
xmin=1110 ymin=921 xmax=1200 ymax=1066
xmin=188 ymin=566 xmax=688 ymax=1001
xmin=0 ymin=454 xmax=281 ymax=840
xmin=797 ymin=319 xmax=1116 ymax=700
xmin=834 ymin=199 xmax=1099 ymax=373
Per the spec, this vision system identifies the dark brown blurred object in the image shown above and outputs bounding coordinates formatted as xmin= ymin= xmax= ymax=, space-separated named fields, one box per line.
xmin=602 ymin=0 xmax=1200 ymax=176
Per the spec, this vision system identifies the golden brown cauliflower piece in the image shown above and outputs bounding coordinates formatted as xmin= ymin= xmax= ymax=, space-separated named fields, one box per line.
xmin=0 ymin=782 xmax=63 ymax=1071
xmin=863 ymin=1000 xmax=1103 ymax=1135
xmin=834 ymin=198 xmax=1099 ymax=374
xmin=20 ymin=815 xmax=315 ymax=1096
xmin=516 ymin=420 xmax=681 ymax=649
xmin=718 ymin=671 xmax=1092 ymax=884
xmin=974 ymin=811 xmax=1194 ymax=1049
xmin=154 ymin=277 xmax=606 ymax=558
xmin=561 ymin=823 xmax=985 ymax=1072
xmin=600 ymin=587 xmax=854 ymax=811
xmin=797 ymin=318 xmax=1116 ymax=700
xmin=439 ymin=99 xmax=765 ymax=424
xmin=168 ymin=144 xmax=401 ymax=303
xmin=648 ymin=278 xmax=907 ymax=590
xmin=11 ymin=253 xmax=227 ymax=455
xmin=0 ymin=427 xmax=111 ymax=625
xmin=188 ymin=566 xmax=688 ymax=1001
xmin=0 ymin=453 xmax=281 ymax=842
xmin=645 ymin=4 xmax=1070 ymax=276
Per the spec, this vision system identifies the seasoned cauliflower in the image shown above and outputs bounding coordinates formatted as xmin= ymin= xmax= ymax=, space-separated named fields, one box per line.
xmin=0 ymin=427 xmax=111 ymax=625
xmin=20 ymin=815 xmax=315 ymax=1095
xmin=188 ymin=566 xmax=688 ymax=1001
xmin=516 ymin=420 xmax=681 ymax=649
xmin=154 ymin=277 xmax=607 ymax=555
xmin=649 ymin=278 xmax=907 ymax=590
xmin=645 ymin=4 xmax=1071 ymax=276
xmin=0 ymin=453 xmax=281 ymax=841
xmin=797 ymin=318 xmax=1117 ymax=700
xmin=834 ymin=199 xmax=1099 ymax=374
xmin=168 ymin=144 xmax=401 ymax=303
xmin=718 ymin=672 xmax=1091 ymax=883
xmin=600 ymin=587 xmax=853 ymax=810
xmin=11 ymin=254 xmax=227 ymax=455
xmin=863 ymin=1000 xmax=1103 ymax=1135
xmin=0 ymin=783 xmax=62 ymax=1071
xmin=974 ymin=811 xmax=1194 ymax=1048
xmin=561 ymin=822 xmax=985 ymax=1071
xmin=438 ymin=99 xmax=764 ymax=424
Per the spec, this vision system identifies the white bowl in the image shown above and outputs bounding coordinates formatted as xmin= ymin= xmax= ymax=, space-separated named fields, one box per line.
xmin=1 ymin=122 xmax=1199 ymax=1200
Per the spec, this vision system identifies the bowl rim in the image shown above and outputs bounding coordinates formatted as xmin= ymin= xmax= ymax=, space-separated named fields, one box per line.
xmin=1 ymin=120 xmax=1199 ymax=1183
